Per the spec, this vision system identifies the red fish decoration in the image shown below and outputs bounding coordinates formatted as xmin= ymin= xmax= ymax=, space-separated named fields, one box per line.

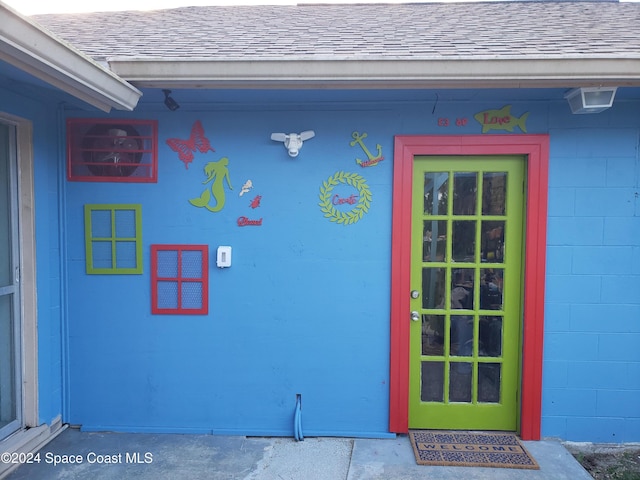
xmin=166 ymin=120 xmax=214 ymax=169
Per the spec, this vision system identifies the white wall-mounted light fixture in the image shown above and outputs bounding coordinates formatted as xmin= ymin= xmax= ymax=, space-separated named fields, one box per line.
xmin=271 ymin=131 xmax=315 ymax=157
xmin=564 ymin=87 xmax=618 ymax=114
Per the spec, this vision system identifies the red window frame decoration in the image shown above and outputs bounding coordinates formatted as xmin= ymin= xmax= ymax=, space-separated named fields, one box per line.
xmin=389 ymin=134 xmax=549 ymax=441
xmin=67 ymin=118 xmax=158 ymax=182
xmin=151 ymin=245 xmax=209 ymax=315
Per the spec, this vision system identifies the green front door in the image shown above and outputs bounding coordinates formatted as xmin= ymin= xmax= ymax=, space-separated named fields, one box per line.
xmin=408 ymin=156 xmax=525 ymax=431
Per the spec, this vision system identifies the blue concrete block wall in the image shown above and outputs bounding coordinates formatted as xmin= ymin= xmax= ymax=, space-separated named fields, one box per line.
xmin=544 ymin=104 xmax=640 ymax=442
xmin=63 ymin=107 xmax=397 ymax=437
xmin=50 ymin=92 xmax=640 ymax=441
xmin=33 ymin=115 xmax=65 ymax=427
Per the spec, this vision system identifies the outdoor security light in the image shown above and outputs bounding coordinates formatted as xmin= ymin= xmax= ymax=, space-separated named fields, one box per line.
xmin=565 ymin=87 xmax=617 ymax=114
xmin=271 ymin=130 xmax=315 ymax=157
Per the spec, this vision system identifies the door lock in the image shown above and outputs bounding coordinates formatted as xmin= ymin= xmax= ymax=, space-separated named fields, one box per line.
xmin=411 ymin=311 xmax=420 ymax=322
xmin=410 ymin=290 xmax=420 ymax=299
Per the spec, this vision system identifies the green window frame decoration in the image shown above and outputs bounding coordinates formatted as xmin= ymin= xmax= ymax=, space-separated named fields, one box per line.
xmin=84 ymin=204 xmax=143 ymax=274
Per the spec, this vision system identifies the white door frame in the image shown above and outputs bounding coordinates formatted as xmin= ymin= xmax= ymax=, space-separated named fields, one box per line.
xmin=1 ymin=112 xmax=38 ymax=432
xmin=0 ymin=111 xmax=69 ymax=477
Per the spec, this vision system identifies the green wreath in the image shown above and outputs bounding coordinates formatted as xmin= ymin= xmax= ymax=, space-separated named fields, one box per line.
xmin=318 ymin=171 xmax=372 ymax=225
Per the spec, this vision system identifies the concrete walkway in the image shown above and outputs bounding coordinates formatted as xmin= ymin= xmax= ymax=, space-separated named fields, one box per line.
xmin=4 ymin=427 xmax=593 ymax=480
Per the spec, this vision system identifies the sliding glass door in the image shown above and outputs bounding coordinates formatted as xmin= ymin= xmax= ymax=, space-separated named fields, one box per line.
xmin=0 ymin=122 xmax=22 ymax=439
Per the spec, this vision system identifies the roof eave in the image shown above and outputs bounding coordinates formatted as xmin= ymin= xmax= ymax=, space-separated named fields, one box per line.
xmin=0 ymin=3 xmax=142 ymax=112
xmin=107 ymin=57 xmax=640 ymax=90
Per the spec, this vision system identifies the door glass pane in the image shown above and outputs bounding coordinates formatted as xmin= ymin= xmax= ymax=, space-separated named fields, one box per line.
xmin=450 ymin=362 xmax=472 ymax=402
xmin=452 ymin=220 xmax=475 ymax=262
xmin=423 ymin=220 xmax=447 ymax=262
xmin=482 ymin=172 xmax=507 ymax=215
xmin=478 ymin=363 xmax=501 ymax=403
xmin=424 ymin=172 xmax=448 ymax=215
xmin=451 ymin=268 xmax=474 ymax=310
xmin=479 ymin=316 xmax=502 ymax=357
xmin=450 ymin=315 xmax=474 ymax=357
xmin=422 ymin=315 xmax=444 ymax=356
xmin=0 ymin=125 xmax=19 ymax=439
xmin=453 ymin=172 xmax=477 ymax=215
xmin=0 ymin=123 xmax=19 ymax=439
xmin=0 ymin=127 xmax=11 ymax=288
xmin=481 ymin=220 xmax=505 ymax=262
xmin=421 ymin=361 xmax=444 ymax=402
xmin=0 ymin=282 xmax=16 ymax=428
xmin=422 ymin=268 xmax=445 ymax=309
xmin=480 ymin=268 xmax=503 ymax=310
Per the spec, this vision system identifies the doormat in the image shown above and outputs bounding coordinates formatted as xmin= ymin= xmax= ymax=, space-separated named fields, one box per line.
xmin=409 ymin=430 xmax=539 ymax=469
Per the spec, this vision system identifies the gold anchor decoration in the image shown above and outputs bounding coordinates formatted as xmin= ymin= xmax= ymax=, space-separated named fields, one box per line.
xmin=350 ymin=131 xmax=384 ymax=167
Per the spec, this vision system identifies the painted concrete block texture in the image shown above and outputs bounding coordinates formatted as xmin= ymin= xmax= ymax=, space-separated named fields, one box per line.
xmin=570 ymin=304 xmax=640 ymax=333
xmin=604 ymin=217 xmax=640 ymax=245
xmin=547 ymin=187 xmax=576 ymax=216
xmin=543 ymin=388 xmax=597 ymax=417
xmin=565 ymin=416 xmax=628 ymax=443
xmin=546 ymin=217 xmax=604 ymax=246
xmin=575 ymin=187 xmax=636 ymax=217
xmin=606 ymin=156 xmax=637 ymax=187
xmin=571 ymin=246 xmax=632 ymax=274
xmin=544 ymin=275 xmax=602 ymax=304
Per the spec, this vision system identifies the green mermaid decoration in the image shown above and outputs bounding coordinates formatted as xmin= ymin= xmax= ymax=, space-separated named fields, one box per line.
xmin=189 ymin=157 xmax=233 ymax=212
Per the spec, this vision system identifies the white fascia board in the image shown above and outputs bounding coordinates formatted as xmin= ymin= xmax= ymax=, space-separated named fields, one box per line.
xmin=108 ymin=56 xmax=640 ymax=89
xmin=0 ymin=3 xmax=141 ymax=112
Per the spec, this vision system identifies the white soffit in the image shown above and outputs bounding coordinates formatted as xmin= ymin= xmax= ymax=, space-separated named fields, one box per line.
xmin=0 ymin=3 xmax=141 ymax=112
xmin=106 ymin=56 xmax=640 ymax=89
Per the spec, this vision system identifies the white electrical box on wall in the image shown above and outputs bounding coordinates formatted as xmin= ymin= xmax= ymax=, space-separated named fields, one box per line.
xmin=216 ymin=246 xmax=232 ymax=268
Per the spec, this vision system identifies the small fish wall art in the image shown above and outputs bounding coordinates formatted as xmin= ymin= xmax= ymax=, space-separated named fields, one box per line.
xmin=350 ymin=131 xmax=384 ymax=167
xmin=474 ymin=105 xmax=529 ymax=134
xmin=166 ymin=120 xmax=214 ymax=169
xmin=319 ymin=171 xmax=372 ymax=225
xmin=189 ymin=157 xmax=233 ymax=212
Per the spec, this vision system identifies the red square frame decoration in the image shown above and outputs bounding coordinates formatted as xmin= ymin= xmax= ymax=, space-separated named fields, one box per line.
xmin=151 ymin=245 xmax=209 ymax=315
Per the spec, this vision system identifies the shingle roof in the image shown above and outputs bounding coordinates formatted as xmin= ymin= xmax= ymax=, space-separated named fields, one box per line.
xmin=32 ymin=2 xmax=640 ymax=61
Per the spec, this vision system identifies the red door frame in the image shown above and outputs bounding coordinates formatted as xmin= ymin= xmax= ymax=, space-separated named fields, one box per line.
xmin=389 ymin=135 xmax=549 ymax=440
